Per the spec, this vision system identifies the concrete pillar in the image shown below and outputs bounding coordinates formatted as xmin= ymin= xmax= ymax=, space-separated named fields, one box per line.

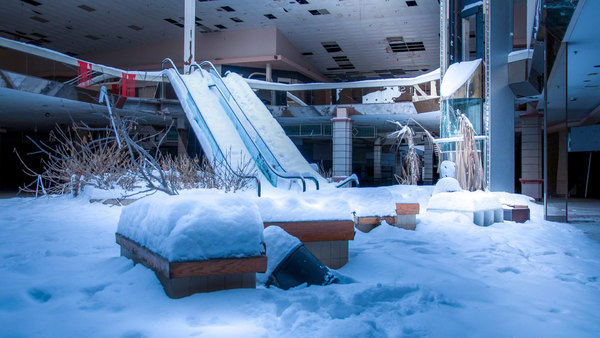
xmin=183 ymin=0 xmax=195 ymax=74
xmin=331 ymin=107 xmax=353 ymax=178
xmin=266 ymin=63 xmax=275 ymax=105
xmin=423 ymin=140 xmax=434 ymax=185
xmin=486 ymin=0 xmax=515 ymax=192
xmin=519 ymin=110 xmax=543 ymax=200
xmin=373 ymin=138 xmax=382 ymax=182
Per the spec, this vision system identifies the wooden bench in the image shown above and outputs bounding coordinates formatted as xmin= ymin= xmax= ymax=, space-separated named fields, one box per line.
xmin=116 ymin=234 xmax=267 ymax=298
xmin=354 ymin=203 xmax=420 ymax=232
xmin=503 ymin=205 xmax=530 ymax=223
xmin=263 ymin=220 xmax=355 ymax=269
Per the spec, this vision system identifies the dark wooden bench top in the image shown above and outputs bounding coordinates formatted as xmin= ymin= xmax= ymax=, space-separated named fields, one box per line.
xmin=116 ymin=234 xmax=267 ymax=279
xmin=263 ymin=220 xmax=355 ymax=242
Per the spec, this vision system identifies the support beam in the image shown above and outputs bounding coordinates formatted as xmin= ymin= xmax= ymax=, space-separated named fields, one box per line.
xmin=183 ymin=0 xmax=196 ymax=74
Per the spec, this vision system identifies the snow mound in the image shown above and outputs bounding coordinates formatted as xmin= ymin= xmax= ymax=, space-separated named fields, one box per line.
xmin=433 ymin=177 xmax=462 ymax=194
xmin=262 ymin=226 xmax=302 ymax=277
xmin=428 ymin=190 xmax=502 ymax=212
xmin=440 ymin=59 xmax=481 ymax=97
xmin=117 ymin=192 xmax=264 ymax=261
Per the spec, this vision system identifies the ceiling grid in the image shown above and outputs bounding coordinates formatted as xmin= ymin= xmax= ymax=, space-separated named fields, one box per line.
xmin=0 ymin=0 xmax=440 ymax=80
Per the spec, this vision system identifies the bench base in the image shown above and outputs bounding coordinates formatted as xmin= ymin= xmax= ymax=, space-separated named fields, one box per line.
xmin=303 ymin=240 xmax=349 ymax=269
xmin=264 ymin=221 xmax=354 ymax=269
xmin=117 ymin=234 xmax=266 ymax=298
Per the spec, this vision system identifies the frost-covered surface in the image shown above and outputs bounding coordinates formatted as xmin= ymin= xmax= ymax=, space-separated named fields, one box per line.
xmin=428 ymin=190 xmax=502 ymax=212
xmin=172 ymin=69 xmax=254 ymax=174
xmin=117 ymin=191 xmax=264 ymax=261
xmin=1 ymin=189 xmax=599 ymax=337
xmin=440 ymin=59 xmax=482 ymax=97
xmin=257 ymin=186 xmax=421 ymax=221
xmin=261 ymin=226 xmax=302 ymax=279
xmin=223 ymin=72 xmax=328 ymax=188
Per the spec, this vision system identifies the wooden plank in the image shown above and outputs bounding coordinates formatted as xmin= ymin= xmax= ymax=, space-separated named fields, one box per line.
xmin=170 ymin=256 xmax=267 ymax=278
xmin=116 ymin=233 xmax=170 ymax=278
xmin=116 ymin=233 xmax=267 ymax=279
xmin=264 ymin=220 xmax=355 ymax=242
xmin=355 ymin=216 xmax=380 ymax=225
xmin=396 ymin=203 xmax=420 ymax=215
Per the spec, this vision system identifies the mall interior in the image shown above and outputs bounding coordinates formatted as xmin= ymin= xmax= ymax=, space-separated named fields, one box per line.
xmin=0 ymin=0 xmax=598 ymax=221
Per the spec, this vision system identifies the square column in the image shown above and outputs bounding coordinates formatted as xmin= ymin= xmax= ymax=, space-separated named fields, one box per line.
xmin=331 ymin=107 xmax=353 ymax=178
xmin=373 ymin=138 xmax=382 ymax=181
xmin=423 ymin=140 xmax=434 ymax=184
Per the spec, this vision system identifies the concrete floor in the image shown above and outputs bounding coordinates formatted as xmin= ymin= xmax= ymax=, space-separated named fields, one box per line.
xmin=568 ymin=198 xmax=600 ymax=244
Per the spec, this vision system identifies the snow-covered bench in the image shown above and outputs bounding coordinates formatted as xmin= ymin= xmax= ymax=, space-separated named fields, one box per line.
xmin=354 ymin=203 xmax=420 ymax=232
xmin=116 ymin=193 xmax=267 ymax=298
xmin=427 ymin=191 xmax=503 ymax=226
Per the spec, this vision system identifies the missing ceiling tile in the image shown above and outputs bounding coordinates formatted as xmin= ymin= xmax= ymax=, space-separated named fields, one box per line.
xmin=215 ymin=24 xmax=227 ymax=29
xmin=220 ymin=6 xmax=235 ymax=12
xmin=309 ymin=9 xmax=330 ymax=15
xmin=296 ymin=0 xmax=309 ymax=4
xmin=321 ymin=41 xmax=342 ymax=53
xmin=30 ymin=16 xmax=48 ymax=23
xmin=406 ymin=1 xmax=418 ymax=7
xmin=230 ymin=17 xmax=243 ymax=23
xmin=301 ymin=52 xmax=313 ymax=56
xmin=264 ymin=14 xmax=277 ymax=19
xmin=164 ymin=18 xmax=184 ymax=28
xmin=387 ymin=37 xmax=425 ymax=53
xmin=77 ymin=5 xmax=96 ymax=12
xmin=85 ymin=34 xmax=100 ymax=40
xmin=21 ymin=0 xmax=41 ymax=6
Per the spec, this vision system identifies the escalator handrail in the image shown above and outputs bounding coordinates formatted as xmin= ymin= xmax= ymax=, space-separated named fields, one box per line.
xmin=161 ymin=58 xmax=262 ymax=196
xmin=191 ymin=61 xmax=309 ymax=192
xmin=193 ymin=61 xmax=319 ymax=191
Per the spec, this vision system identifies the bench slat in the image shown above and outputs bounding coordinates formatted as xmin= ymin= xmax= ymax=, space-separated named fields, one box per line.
xmin=263 ymin=220 xmax=355 ymax=242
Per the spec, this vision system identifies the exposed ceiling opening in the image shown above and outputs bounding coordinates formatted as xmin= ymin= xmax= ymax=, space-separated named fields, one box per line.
xmin=77 ymin=5 xmax=96 ymax=12
xmin=321 ymin=41 xmax=342 ymax=53
xmin=0 ymin=0 xmax=440 ymax=81
xmin=30 ymin=16 xmax=48 ymax=23
xmin=220 ymin=6 xmax=235 ymax=12
xmin=21 ymin=0 xmax=41 ymax=6
xmin=387 ymin=37 xmax=426 ymax=53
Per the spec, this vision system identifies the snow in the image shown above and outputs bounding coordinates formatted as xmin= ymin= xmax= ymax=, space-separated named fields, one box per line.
xmin=433 ymin=177 xmax=462 ymax=194
xmin=362 ymin=86 xmax=404 ymax=104
xmin=261 ymin=226 xmax=302 ymax=278
xmin=428 ymin=190 xmax=502 ymax=212
xmin=1 ymin=188 xmax=600 ymax=337
xmin=440 ymin=59 xmax=482 ymax=97
xmin=117 ymin=191 xmax=264 ymax=261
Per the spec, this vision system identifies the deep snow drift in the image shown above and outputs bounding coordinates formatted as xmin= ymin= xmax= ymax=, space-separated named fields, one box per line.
xmin=1 ymin=186 xmax=599 ymax=337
